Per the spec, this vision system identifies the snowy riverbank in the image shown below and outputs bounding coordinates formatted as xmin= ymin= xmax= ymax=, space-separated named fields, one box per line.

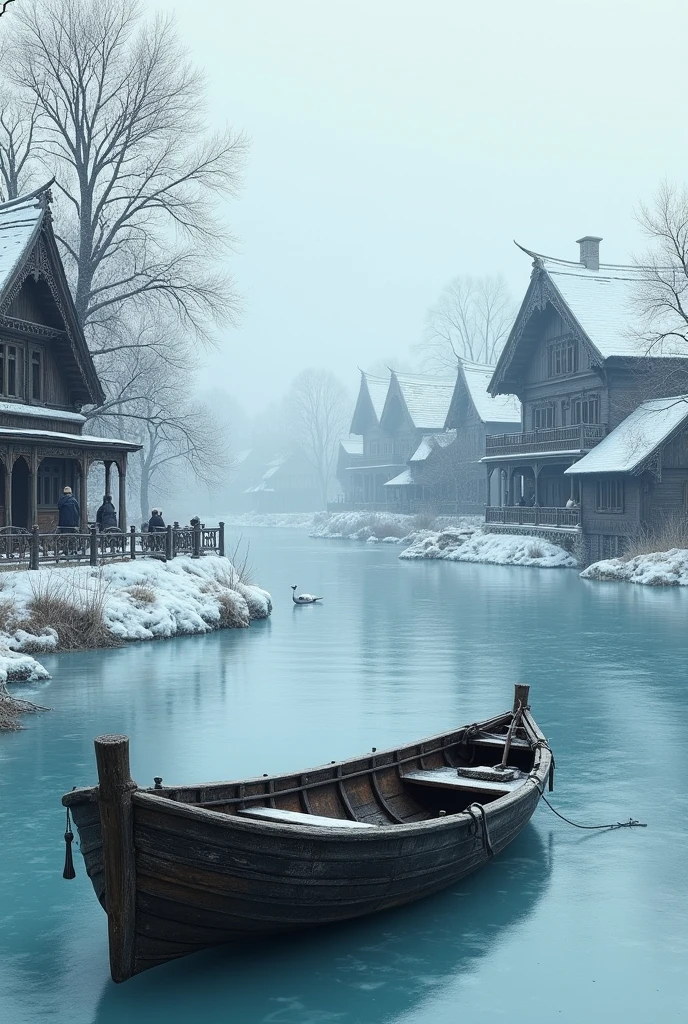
xmin=581 ymin=548 xmax=688 ymax=586
xmin=310 ymin=510 xmax=481 ymax=542
xmin=0 ymin=556 xmax=272 ymax=724
xmin=218 ymin=512 xmax=314 ymax=529
xmin=399 ymin=527 xmax=577 ymax=568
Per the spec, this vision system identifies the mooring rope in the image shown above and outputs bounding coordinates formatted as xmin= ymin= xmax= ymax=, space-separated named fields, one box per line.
xmin=529 ymin=776 xmax=647 ymax=831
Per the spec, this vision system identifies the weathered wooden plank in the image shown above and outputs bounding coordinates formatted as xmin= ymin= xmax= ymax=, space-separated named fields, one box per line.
xmin=236 ymin=807 xmax=378 ymax=829
xmin=95 ymin=734 xmax=137 ymax=984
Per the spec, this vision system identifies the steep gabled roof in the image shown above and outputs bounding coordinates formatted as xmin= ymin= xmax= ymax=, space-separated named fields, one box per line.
xmin=489 ymin=250 xmax=682 ymax=396
xmin=448 ymin=360 xmax=521 ymax=425
xmin=349 ymin=371 xmax=389 ymax=434
xmin=0 ymin=182 xmax=105 ymax=407
xmin=565 ymin=395 xmax=688 ymax=475
xmin=390 ymin=372 xmax=455 ymax=430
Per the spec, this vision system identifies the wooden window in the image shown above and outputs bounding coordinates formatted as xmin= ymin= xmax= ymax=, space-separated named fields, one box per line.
xmin=31 ymin=351 xmax=41 ymax=401
xmin=7 ymin=345 xmax=16 ymax=396
xmin=572 ymin=395 xmax=599 ymax=424
xmin=532 ymin=405 xmax=555 ymax=429
xmin=596 ymin=478 xmax=624 ymax=513
xmin=547 ymin=339 xmax=578 ymax=377
xmin=37 ymin=459 xmax=62 ymax=506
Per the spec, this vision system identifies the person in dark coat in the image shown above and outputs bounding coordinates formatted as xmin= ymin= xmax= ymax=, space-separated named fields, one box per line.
xmin=57 ymin=486 xmax=80 ymax=532
xmin=96 ymin=494 xmax=118 ymax=531
xmin=148 ymin=509 xmax=165 ymax=533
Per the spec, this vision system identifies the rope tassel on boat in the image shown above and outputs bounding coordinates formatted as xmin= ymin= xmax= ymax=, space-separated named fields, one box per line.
xmin=62 ymin=806 xmax=76 ymax=880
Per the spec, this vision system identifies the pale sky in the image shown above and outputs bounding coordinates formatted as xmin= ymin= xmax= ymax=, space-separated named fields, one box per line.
xmin=160 ymin=0 xmax=688 ymax=413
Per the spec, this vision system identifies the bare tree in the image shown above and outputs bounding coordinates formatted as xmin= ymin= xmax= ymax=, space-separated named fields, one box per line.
xmin=84 ymin=319 xmax=230 ymax=521
xmin=283 ymin=370 xmax=350 ymax=506
xmin=635 ymin=181 xmax=688 ymax=355
xmin=0 ymin=91 xmax=38 ymax=200
xmin=5 ymin=0 xmax=247 ymax=339
xmin=421 ymin=275 xmax=515 ymax=370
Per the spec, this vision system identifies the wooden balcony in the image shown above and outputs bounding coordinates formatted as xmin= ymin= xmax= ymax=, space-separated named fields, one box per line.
xmin=485 ymin=506 xmax=580 ymax=529
xmin=485 ymin=423 xmax=606 ymax=458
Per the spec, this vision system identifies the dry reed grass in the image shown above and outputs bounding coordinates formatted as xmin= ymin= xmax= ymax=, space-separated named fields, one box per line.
xmin=25 ymin=571 xmax=118 ymax=650
xmin=622 ymin=516 xmax=688 ymax=561
xmin=126 ymin=584 xmax=156 ymax=606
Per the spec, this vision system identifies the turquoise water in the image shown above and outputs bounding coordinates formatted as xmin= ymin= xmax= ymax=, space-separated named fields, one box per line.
xmin=1 ymin=528 xmax=686 ymax=1024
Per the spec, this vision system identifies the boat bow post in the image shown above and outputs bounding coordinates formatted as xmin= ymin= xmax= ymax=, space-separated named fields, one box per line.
xmin=94 ymin=734 xmax=138 ymax=984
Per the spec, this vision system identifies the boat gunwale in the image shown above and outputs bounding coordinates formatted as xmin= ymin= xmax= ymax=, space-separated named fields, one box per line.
xmin=63 ymin=707 xmax=539 ymax=805
xmin=62 ymin=709 xmax=551 ymax=840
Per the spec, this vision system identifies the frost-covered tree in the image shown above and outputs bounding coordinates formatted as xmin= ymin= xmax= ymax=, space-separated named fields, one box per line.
xmin=421 ymin=275 xmax=515 ymax=370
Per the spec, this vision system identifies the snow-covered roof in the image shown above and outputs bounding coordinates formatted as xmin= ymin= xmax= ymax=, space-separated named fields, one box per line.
xmin=410 ymin=429 xmax=456 ymax=462
xmin=339 ymin=438 xmax=363 ymax=455
xmin=565 ymin=395 xmax=688 ymax=475
xmin=543 ymin=263 xmax=650 ymax=359
xmin=384 ymin=468 xmax=413 ymax=486
xmin=0 ymin=401 xmax=85 ymax=423
xmin=394 ymin=373 xmax=455 ymax=429
xmin=460 ymin=362 xmax=521 ymax=423
xmin=365 ymin=374 xmax=389 ymax=422
xmin=0 ymin=190 xmax=45 ymax=301
xmin=0 ymin=425 xmax=140 ymax=449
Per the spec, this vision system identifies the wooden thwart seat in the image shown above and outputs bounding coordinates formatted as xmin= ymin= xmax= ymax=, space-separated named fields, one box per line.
xmin=471 ymin=733 xmax=530 ymax=750
xmin=236 ymin=806 xmax=378 ymax=828
xmin=403 ymin=767 xmax=526 ymax=795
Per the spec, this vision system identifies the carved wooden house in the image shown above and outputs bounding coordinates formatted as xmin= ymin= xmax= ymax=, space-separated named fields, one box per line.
xmin=485 ymin=237 xmax=688 ymax=561
xmin=0 ymin=184 xmax=140 ymax=531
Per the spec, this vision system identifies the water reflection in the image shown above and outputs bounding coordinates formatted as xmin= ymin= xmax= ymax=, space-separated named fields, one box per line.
xmin=94 ymin=828 xmax=552 ymax=1024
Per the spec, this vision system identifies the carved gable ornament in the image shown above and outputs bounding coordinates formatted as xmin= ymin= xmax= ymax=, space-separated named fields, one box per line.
xmin=492 ymin=267 xmax=602 ymax=392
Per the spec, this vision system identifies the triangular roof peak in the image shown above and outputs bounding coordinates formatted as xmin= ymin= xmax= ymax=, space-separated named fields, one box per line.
xmin=384 ymin=370 xmax=455 ymax=431
xmin=489 ymin=246 xmax=663 ymax=396
xmin=349 ymin=370 xmax=389 ymax=434
xmin=0 ymin=182 xmax=104 ymax=407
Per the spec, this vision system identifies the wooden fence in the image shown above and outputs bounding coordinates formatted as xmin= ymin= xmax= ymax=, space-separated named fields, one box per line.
xmin=0 ymin=522 xmax=225 ymax=569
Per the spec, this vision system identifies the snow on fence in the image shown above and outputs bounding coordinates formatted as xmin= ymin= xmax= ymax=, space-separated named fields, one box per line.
xmin=0 ymin=521 xmax=225 ymax=569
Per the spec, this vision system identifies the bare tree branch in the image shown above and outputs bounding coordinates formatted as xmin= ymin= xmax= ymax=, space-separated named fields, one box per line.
xmin=419 ymin=274 xmax=515 ymax=371
xmin=283 ymin=369 xmax=350 ymax=506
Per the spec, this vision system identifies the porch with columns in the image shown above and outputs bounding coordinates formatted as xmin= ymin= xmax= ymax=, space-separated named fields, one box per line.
xmin=484 ymin=456 xmax=582 ymax=530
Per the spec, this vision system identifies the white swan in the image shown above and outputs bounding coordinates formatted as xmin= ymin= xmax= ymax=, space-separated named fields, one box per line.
xmin=291 ymin=585 xmax=323 ymax=605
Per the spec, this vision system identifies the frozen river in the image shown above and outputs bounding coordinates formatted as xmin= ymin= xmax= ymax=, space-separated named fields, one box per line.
xmin=1 ymin=527 xmax=686 ymax=1024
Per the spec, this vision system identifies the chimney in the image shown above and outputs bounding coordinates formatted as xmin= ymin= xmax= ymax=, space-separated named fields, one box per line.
xmin=576 ymin=235 xmax=602 ymax=271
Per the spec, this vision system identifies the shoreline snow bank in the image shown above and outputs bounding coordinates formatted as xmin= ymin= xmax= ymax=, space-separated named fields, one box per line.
xmin=310 ymin=511 xmax=481 ymax=543
xmin=400 ymin=528 xmax=577 ymax=568
xmin=581 ymin=548 xmax=688 ymax=586
xmin=0 ymin=556 xmax=272 ymax=700
xmin=216 ymin=512 xmax=314 ymax=529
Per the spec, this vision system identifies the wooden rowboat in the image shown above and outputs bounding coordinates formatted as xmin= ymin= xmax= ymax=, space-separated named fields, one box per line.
xmin=62 ymin=684 xmax=552 ymax=983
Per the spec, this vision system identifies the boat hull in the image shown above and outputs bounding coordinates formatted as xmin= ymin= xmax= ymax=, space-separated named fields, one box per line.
xmin=65 ymin=693 xmax=551 ymax=980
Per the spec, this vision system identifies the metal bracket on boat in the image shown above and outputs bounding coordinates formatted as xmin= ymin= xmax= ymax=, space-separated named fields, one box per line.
xmin=466 ymin=802 xmax=494 ymax=859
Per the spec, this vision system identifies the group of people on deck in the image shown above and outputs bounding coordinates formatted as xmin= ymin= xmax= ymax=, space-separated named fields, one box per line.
xmin=56 ymin=488 xmax=168 ymax=536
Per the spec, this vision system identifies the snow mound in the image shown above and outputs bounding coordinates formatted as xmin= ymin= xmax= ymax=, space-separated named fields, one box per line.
xmin=310 ymin=511 xmax=478 ymax=543
xmin=400 ymin=529 xmax=577 ymax=568
xmin=0 ymin=647 xmax=50 ymax=684
xmin=217 ymin=513 xmax=314 ymax=529
xmin=581 ymin=548 xmax=688 ymax=586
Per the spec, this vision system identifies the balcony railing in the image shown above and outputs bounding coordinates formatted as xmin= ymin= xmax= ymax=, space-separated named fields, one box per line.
xmin=485 ymin=506 xmax=580 ymax=528
xmin=485 ymin=423 xmax=606 ymax=457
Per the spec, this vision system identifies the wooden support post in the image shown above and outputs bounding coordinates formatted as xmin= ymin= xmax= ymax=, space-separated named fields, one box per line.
xmin=219 ymin=521 xmax=225 ymax=557
xmin=129 ymin=525 xmax=136 ymax=560
xmin=94 ymin=734 xmax=138 ymax=984
xmin=165 ymin=524 xmax=173 ymax=560
xmin=29 ymin=525 xmax=39 ymax=570
xmin=6 ymin=451 xmax=13 ymax=526
xmin=89 ymin=524 xmax=98 ymax=567
xmin=79 ymin=457 xmax=89 ymax=531
xmin=513 ymin=683 xmax=530 ymax=712
xmin=192 ymin=519 xmax=201 ymax=558
xmin=104 ymin=460 xmax=112 ymax=497
xmin=118 ymin=458 xmax=127 ymax=531
xmin=30 ymin=449 xmax=38 ymax=529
